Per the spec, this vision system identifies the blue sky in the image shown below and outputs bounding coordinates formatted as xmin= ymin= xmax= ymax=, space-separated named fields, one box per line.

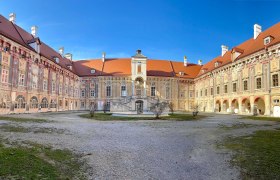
xmin=0 ymin=0 xmax=279 ymax=63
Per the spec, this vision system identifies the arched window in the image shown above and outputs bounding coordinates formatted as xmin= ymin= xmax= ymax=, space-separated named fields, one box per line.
xmin=30 ymin=96 xmax=38 ymax=109
xmin=15 ymin=95 xmax=26 ymax=109
xmin=50 ymin=99 xmax=57 ymax=108
xmin=41 ymin=98 xmax=48 ymax=108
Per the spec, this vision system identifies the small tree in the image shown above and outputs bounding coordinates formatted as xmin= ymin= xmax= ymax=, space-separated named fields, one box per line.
xmin=168 ymin=102 xmax=174 ymax=115
xmin=191 ymin=103 xmax=199 ymax=117
xmin=89 ymin=101 xmax=97 ymax=117
xmin=150 ymin=97 xmax=168 ymax=119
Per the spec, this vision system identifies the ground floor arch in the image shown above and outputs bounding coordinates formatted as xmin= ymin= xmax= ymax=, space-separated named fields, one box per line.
xmin=232 ymin=99 xmax=239 ymax=114
xmin=242 ymin=98 xmax=251 ymax=114
xmin=215 ymin=100 xmax=221 ymax=112
xmin=222 ymin=100 xmax=230 ymax=112
xmin=254 ymin=97 xmax=265 ymax=115
xmin=135 ymin=100 xmax=144 ymax=114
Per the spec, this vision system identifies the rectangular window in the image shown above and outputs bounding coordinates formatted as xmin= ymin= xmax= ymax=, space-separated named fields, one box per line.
xmin=205 ymin=89 xmax=207 ymax=96
xmin=43 ymin=80 xmax=48 ymax=91
xmin=32 ymin=75 xmax=38 ymax=89
xmin=272 ymin=74 xmax=279 ymax=87
xmin=52 ymin=80 xmax=55 ymax=92
xmin=166 ymin=87 xmax=170 ymax=99
xmin=151 ymin=87 xmax=156 ymax=97
xmin=244 ymin=80 xmax=248 ymax=91
xmin=18 ymin=74 xmax=25 ymax=86
xmin=233 ymin=83 xmax=237 ymax=92
xmin=106 ymin=86 xmax=111 ymax=97
xmin=180 ymin=91 xmax=185 ymax=98
xmin=217 ymin=86 xmax=220 ymax=94
xmin=189 ymin=91 xmax=193 ymax=98
xmin=211 ymin=88 xmax=213 ymax=95
xmin=1 ymin=68 xmax=9 ymax=83
xmin=121 ymin=85 xmax=127 ymax=97
xmin=137 ymin=62 xmax=142 ymax=74
xmin=256 ymin=78 xmax=262 ymax=89
xmin=224 ymin=85 xmax=228 ymax=93
xmin=81 ymin=102 xmax=85 ymax=108
xmin=200 ymin=90 xmax=203 ymax=97
xmin=90 ymin=90 xmax=95 ymax=97
xmin=59 ymin=85 xmax=62 ymax=94
xmin=81 ymin=90 xmax=85 ymax=97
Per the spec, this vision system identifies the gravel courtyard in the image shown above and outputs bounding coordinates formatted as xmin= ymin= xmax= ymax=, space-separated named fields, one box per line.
xmin=0 ymin=112 xmax=279 ymax=180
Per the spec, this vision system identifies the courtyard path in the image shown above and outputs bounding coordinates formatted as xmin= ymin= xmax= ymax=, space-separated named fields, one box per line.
xmin=0 ymin=112 xmax=279 ymax=180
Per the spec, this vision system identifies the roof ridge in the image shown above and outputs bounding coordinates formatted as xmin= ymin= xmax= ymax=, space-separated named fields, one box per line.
xmin=169 ymin=61 xmax=176 ymax=77
xmin=100 ymin=60 xmax=105 ymax=76
xmin=11 ymin=21 xmax=34 ymax=51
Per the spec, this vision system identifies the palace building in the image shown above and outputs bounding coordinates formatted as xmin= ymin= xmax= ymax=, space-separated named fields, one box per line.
xmin=1 ymin=13 xmax=280 ymax=116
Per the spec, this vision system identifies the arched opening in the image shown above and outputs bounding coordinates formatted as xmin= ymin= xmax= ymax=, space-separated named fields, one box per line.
xmin=254 ymin=97 xmax=265 ymax=115
xmin=232 ymin=99 xmax=239 ymax=114
xmin=223 ymin=100 xmax=230 ymax=112
xmin=30 ymin=96 xmax=38 ymax=109
xmin=215 ymin=100 xmax=221 ymax=112
xmin=15 ymin=95 xmax=26 ymax=109
xmin=135 ymin=100 xmax=144 ymax=114
xmin=41 ymin=98 xmax=48 ymax=108
xmin=242 ymin=98 xmax=251 ymax=114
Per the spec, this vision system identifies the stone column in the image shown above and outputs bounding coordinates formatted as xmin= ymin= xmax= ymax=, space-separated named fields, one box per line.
xmin=250 ymin=96 xmax=255 ymax=115
xmin=264 ymin=94 xmax=271 ymax=116
xmin=132 ymin=80 xmax=134 ymax=96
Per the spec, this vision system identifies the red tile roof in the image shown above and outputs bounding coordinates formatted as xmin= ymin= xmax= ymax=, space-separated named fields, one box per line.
xmin=0 ymin=14 xmax=74 ymax=73
xmin=2 ymin=13 xmax=280 ymax=79
xmin=73 ymin=58 xmax=202 ymax=79
xmin=197 ymin=22 xmax=280 ymax=77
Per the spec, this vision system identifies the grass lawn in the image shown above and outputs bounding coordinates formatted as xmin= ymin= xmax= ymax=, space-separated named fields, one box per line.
xmin=79 ymin=113 xmax=204 ymax=121
xmin=0 ymin=140 xmax=86 ymax=179
xmin=240 ymin=116 xmax=280 ymax=122
xmin=220 ymin=129 xmax=280 ymax=179
xmin=0 ymin=116 xmax=48 ymax=123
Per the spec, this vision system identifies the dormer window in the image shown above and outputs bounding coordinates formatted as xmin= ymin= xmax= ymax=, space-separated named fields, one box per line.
xmin=179 ymin=71 xmax=184 ymax=76
xmin=91 ymin=69 xmax=96 ymax=74
xmin=214 ymin=62 xmax=220 ymax=67
xmin=264 ymin=37 xmax=271 ymax=45
xmin=4 ymin=46 xmax=10 ymax=52
xmin=53 ymin=57 xmax=59 ymax=63
xmin=67 ymin=65 xmax=72 ymax=70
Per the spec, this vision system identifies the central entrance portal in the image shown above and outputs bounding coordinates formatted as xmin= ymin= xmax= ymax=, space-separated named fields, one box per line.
xmin=135 ymin=100 xmax=143 ymax=114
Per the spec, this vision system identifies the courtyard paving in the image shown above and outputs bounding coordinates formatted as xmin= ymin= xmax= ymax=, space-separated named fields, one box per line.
xmin=0 ymin=112 xmax=279 ymax=180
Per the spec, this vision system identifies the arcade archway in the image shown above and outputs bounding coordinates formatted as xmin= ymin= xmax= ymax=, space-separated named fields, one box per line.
xmin=254 ymin=97 xmax=265 ymax=115
xmin=232 ymin=99 xmax=239 ymax=114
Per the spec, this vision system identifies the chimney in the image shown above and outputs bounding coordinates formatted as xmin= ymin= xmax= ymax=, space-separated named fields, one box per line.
xmin=65 ymin=53 xmax=72 ymax=61
xmin=221 ymin=45 xmax=228 ymax=56
xmin=31 ymin=26 xmax=38 ymax=37
xmin=254 ymin=24 xmax=262 ymax=39
xmin=198 ymin=59 xmax=202 ymax=65
xmin=102 ymin=52 xmax=106 ymax=62
xmin=9 ymin=13 xmax=16 ymax=23
xmin=184 ymin=56 xmax=187 ymax=67
xmin=58 ymin=47 xmax=64 ymax=56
